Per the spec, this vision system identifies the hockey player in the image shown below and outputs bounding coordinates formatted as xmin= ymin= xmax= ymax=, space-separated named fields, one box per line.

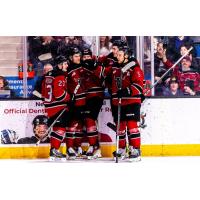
xmin=17 ymin=115 xmax=49 ymax=144
xmin=65 ymin=47 xmax=86 ymax=159
xmin=41 ymin=55 xmax=71 ymax=161
xmin=114 ymin=46 xmax=144 ymax=161
xmin=81 ymin=48 xmax=104 ymax=159
xmin=102 ymin=46 xmax=144 ymax=161
xmin=98 ymin=40 xmax=126 ymax=67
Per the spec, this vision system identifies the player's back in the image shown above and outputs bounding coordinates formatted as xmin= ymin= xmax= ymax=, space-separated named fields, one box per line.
xmin=41 ymin=69 xmax=70 ymax=117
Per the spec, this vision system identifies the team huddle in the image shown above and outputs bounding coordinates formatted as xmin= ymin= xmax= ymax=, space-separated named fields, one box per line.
xmin=38 ymin=40 xmax=145 ymax=162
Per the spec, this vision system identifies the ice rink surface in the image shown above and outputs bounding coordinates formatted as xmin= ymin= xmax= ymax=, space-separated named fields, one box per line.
xmin=0 ymin=156 xmax=200 ymax=200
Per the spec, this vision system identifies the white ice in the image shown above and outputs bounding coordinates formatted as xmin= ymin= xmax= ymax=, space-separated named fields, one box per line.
xmin=0 ymin=156 xmax=200 ymax=200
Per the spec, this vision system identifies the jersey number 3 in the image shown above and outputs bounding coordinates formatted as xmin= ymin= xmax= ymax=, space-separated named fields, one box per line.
xmin=45 ymin=84 xmax=52 ymax=102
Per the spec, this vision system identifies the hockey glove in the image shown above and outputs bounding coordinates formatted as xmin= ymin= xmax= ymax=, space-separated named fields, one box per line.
xmin=67 ymin=97 xmax=75 ymax=108
xmin=83 ymin=59 xmax=96 ymax=70
xmin=117 ymin=87 xmax=132 ymax=98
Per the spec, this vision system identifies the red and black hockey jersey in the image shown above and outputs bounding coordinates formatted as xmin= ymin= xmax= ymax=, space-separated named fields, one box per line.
xmin=41 ymin=69 xmax=70 ymax=117
xmin=98 ymin=53 xmax=118 ymax=89
xmin=67 ymin=63 xmax=86 ymax=107
xmin=98 ymin=53 xmax=118 ymax=68
xmin=82 ymin=59 xmax=104 ymax=100
xmin=102 ymin=57 xmax=144 ymax=106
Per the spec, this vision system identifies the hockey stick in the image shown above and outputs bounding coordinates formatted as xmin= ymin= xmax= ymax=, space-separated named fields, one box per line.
xmin=36 ymin=109 xmax=66 ymax=146
xmin=115 ymin=62 xmax=136 ymax=163
xmin=144 ymin=47 xmax=193 ymax=96
xmin=121 ymin=61 xmax=136 ymax=73
xmin=107 ymin=122 xmax=117 ymax=132
xmin=110 ymin=49 xmax=193 ymax=158
xmin=130 ymin=47 xmax=193 ymax=131
xmin=36 ymin=79 xmax=81 ymax=146
xmin=107 ymin=111 xmax=147 ymax=131
xmin=115 ymin=71 xmax=123 ymax=163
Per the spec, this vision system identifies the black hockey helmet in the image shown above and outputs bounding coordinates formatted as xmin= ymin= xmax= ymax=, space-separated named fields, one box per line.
xmin=118 ymin=45 xmax=133 ymax=57
xmin=70 ymin=47 xmax=82 ymax=56
xmin=54 ymin=55 xmax=68 ymax=65
xmin=61 ymin=56 xmax=68 ymax=62
xmin=112 ymin=39 xmax=127 ymax=48
xmin=32 ymin=115 xmax=48 ymax=128
xmin=82 ymin=48 xmax=92 ymax=56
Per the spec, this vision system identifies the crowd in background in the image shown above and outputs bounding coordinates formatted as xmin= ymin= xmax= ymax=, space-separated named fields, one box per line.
xmin=1 ymin=36 xmax=200 ymax=98
xmin=154 ymin=36 xmax=200 ymax=96
xmin=28 ymin=36 xmax=136 ymax=69
xmin=28 ymin=36 xmax=136 ymax=99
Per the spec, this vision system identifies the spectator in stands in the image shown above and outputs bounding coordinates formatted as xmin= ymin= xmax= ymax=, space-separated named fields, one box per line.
xmin=0 ymin=76 xmax=7 ymax=90
xmin=110 ymin=36 xmax=121 ymax=43
xmin=99 ymin=36 xmax=111 ymax=56
xmin=126 ymin=36 xmax=136 ymax=50
xmin=179 ymin=44 xmax=199 ymax=72
xmin=154 ymin=42 xmax=171 ymax=96
xmin=53 ymin=36 xmax=65 ymax=42
xmin=32 ymin=63 xmax=54 ymax=99
xmin=183 ymin=80 xmax=196 ymax=96
xmin=57 ymin=36 xmax=89 ymax=58
xmin=29 ymin=36 xmax=59 ymax=64
xmin=153 ymin=37 xmax=159 ymax=53
xmin=74 ymin=36 xmax=88 ymax=49
xmin=144 ymin=36 xmax=151 ymax=62
xmin=163 ymin=56 xmax=200 ymax=95
xmin=191 ymin=36 xmax=200 ymax=58
xmin=163 ymin=76 xmax=184 ymax=96
xmin=0 ymin=76 xmax=16 ymax=98
xmin=43 ymin=63 xmax=54 ymax=74
xmin=28 ymin=36 xmax=59 ymax=77
xmin=166 ymin=36 xmax=194 ymax=61
xmin=56 ymin=36 xmax=72 ymax=58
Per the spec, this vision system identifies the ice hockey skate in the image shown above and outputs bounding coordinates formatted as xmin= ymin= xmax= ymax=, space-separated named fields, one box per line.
xmin=129 ymin=146 xmax=141 ymax=162
xmin=75 ymin=147 xmax=86 ymax=159
xmin=86 ymin=145 xmax=102 ymax=160
xmin=66 ymin=147 xmax=77 ymax=160
xmin=49 ymin=148 xmax=66 ymax=162
xmin=113 ymin=148 xmax=127 ymax=161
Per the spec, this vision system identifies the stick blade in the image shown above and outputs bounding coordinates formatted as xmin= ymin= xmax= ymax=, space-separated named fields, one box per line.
xmin=107 ymin=122 xmax=117 ymax=132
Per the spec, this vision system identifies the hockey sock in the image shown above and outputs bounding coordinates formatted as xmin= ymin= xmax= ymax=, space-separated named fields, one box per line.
xmin=50 ymin=127 xmax=66 ymax=149
xmin=85 ymin=118 xmax=99 ymax=146
xmin=127 ymin=120 xmax=140 ymax=149
xmin=87 ymin=131 xmax=99 ymax=146
xmin=66 ymin=131 xmax=74 ymax=148
xmin=74 ymin=132 xmax=84 ymax=148
xmin=66 ymin=121 xmax=81 ymax=148
xmin=117 ymin=121 xmax=127 ymax=149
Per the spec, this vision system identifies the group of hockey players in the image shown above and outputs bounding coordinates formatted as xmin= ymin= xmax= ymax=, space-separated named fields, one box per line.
xmin=38 ymin=39 xmax=144 ymax=162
